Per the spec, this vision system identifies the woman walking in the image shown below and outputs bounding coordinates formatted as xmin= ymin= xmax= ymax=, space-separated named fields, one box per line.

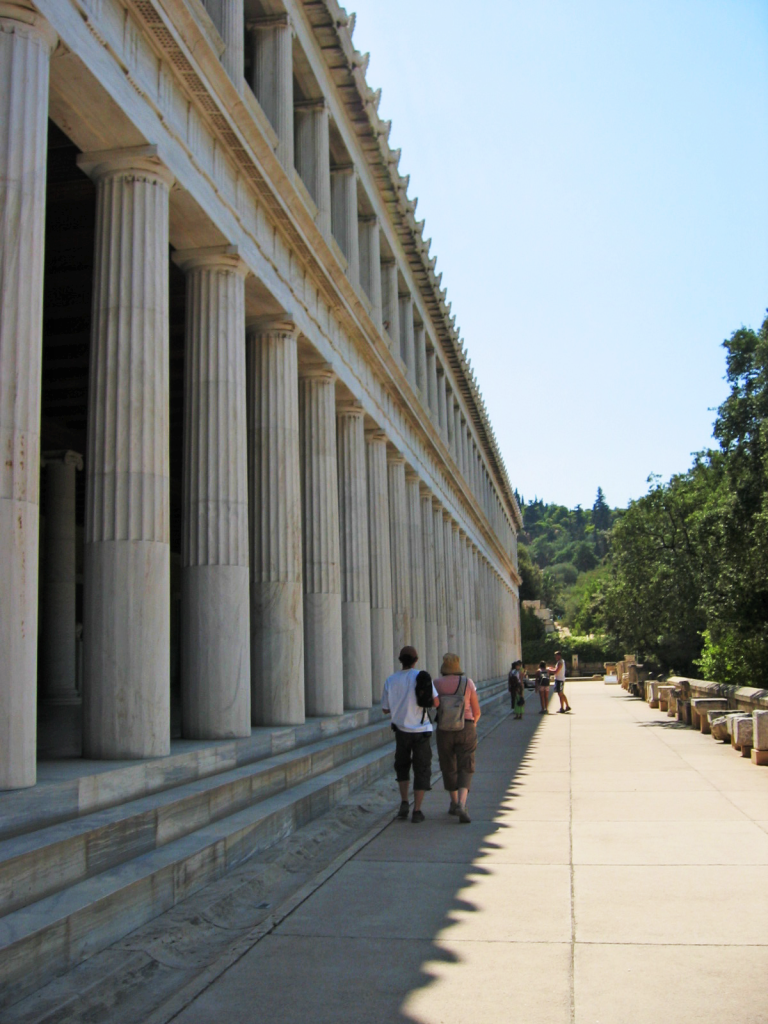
xmin=434 ymin=652 xmax=481 ymax=823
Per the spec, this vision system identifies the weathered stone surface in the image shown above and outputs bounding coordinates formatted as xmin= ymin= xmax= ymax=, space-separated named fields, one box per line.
xmin=753 ymin=710 xmax=768 ymax=751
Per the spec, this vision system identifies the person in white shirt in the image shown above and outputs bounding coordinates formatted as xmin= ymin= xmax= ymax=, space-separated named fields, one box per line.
xmin=381 ymin=645 xmax=439 ymax=823
xmin=547 ymin=651 xmax=571 ymax=713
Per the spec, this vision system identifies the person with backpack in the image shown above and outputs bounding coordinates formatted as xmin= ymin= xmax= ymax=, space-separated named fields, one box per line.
xmin=510 ymin=661 xmax=526 ymax=719
xmin=381 ymin=646 xmax=439 ymax=823
xmin=433 ymin=652 xmax=481 ymax=824
xmin=535 ymin=661 xmax=551 ymax=714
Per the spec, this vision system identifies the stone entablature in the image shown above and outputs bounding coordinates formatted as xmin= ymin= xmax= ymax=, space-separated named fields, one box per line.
xmin=0 ymin=0 xmax=522 ymax=790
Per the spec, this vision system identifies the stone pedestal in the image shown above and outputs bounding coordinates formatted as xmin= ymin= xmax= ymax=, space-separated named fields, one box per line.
xmin=0 ymin=3 xmax=57 ymax=787
xmin=174 ymin=247 xmax=251 ymax=739
xmin=433 ymin=499 xmax=448 ymax=661
xmin=337 ymin=404 xmax=372 ymax=708
xmin=358 ymin=216 xmax=382 ymax=330
xmin=387 ymin=452 xmax=410 ymax=661
xmin=40 ymin=451 xmax=83 ymax=703
xmin=249 ymin=14 xmax=293 ymax=170
xmin=247 ymin=319 xmax=304 ymax=725
xmin=300 ymin=367 xmax=343 ymax=716
xmin=406 ymin=472 xmax=426 ymax=660
xmin=78 ymin=147 xmax=174 ymax=759
xmin=365 ymin=430 xmax=394 ymax=699
xmin=443 ymin=513 xmax=458 ymax=650
xmin=421 ymin=487 xmax=439 ymax=676
xmin=330 ymin=167 xmax=359 ymax=286
xmin=295 ymin=100 xmax=331 ymax=237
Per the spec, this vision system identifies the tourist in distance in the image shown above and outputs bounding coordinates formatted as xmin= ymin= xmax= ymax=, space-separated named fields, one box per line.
xmin=548 ymin=650 xmax=571 ymax=713
xmin=381 ymin=646 xmax=439 ymax=823
xmin=508 ymin=660 xmax=525 ymax=719
xmin=535 ymin=661 xmax=551 ymax=714
xmin=433 ymin=652 xmax=481 ymax=824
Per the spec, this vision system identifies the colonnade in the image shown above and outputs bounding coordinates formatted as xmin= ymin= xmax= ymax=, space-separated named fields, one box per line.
xmin=0 ymin=1 xmax=519 ymax=791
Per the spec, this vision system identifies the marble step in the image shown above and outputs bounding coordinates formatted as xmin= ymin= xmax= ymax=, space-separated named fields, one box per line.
xmin=0 ymin=719 xmax=394 ymax=920
xmin=0 ymin=706 xmax=386 ymax=841
xmin=0 ymin=743 xmax=394 ymax=1011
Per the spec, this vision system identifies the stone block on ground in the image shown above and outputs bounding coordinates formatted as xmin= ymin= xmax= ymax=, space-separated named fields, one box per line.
xmin=733 ymin=716 xmax=753 ymax=754
xmin=710 ymin=716 xmax=731 ymax=742
xmin=753 ymin=710 xmax=768 ymax=751
xmin=691 ymin=699 xmax=729 ymax=731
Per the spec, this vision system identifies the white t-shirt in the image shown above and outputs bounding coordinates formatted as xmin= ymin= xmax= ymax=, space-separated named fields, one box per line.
xmin=554 ymin=659 xmax=566 ymax=682
xmin=381 ymin=669 xmax=438 ymax=733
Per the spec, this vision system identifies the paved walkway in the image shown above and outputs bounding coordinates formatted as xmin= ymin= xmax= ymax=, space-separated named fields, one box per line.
xmin=173 ymin=683 xmax=768 ymax=1024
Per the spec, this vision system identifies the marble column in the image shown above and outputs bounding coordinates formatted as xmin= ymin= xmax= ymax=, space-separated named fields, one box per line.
xmin=414 ymin=323 xmax=428 ymax=401
xmin=247 ymin=318 xmax=304 ymax=725
xmin=399 ymin=294 xmax=415 ymax=386
xmin=437 ymin=368 xmax=448 ymax=442
xmin=249 ymin=14 xmax=293 ymax=170
xmin=426 ymin=347 xmax=438 ymax=423
xmin=365 ymin=429 xmax=394 ymax=698
xmin=405 ymin=470 xmax=426 ymax=661
xmin=462 ymin=534 xmax=476 ymax=680
xmin=421 ymin=486 xmax=439 ymax=676
xmin=295 ymin=99 xmax=331 ymax=237
xmin=0 ymin=3 xmax=57 ymax=787
xmin=433 ymin=499 xmax=448 ymax=662
xmin=453 ymin=403 xmax=462 ymax=465
xmin=387 ymin=451 xmax=410 ymax=661
xmin=337 ymin=403 xmax=372 ymax=709
xmin=452 ymin=522 xmax=466 ymax=660
xmin=39 ymin=451 xmax=83 ymax=703
xmin=443 ymin=512 xmax=458 ymax=651
xmin=174 ymin=247 xmax=250 ymax=739
xmin=330 ymin=166 xmax=359 ymax=286
xmin=381 ymin=261 xmax=399 ymax=350
xmin=358 ymin=216 xmax=382 ymax=330
xmin=78 ymin=147 xmax=174 ymax=759
xmin=212 ymin=0 xmax=244 ymax=85
xmin=299 ymin=366 xmax=343 ymax=716
xmin=471 ymin=546 xmax=482 ymax=683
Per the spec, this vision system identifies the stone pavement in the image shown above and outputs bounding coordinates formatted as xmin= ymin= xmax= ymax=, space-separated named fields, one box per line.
xmin=170 ymin=682 xmax=768 ymax=1024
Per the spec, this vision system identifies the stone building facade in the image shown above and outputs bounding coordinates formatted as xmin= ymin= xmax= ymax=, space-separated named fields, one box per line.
xmin=0 ymin=0 xmax=522 ymax=791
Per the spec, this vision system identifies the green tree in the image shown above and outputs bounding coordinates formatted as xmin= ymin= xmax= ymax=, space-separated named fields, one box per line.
xmin=592 ymin=487 xmax=611 ymax=531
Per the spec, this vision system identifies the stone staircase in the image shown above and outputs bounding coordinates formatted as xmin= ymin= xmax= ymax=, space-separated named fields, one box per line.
xmin=0 ymin=678 xmax=509 ymax=1010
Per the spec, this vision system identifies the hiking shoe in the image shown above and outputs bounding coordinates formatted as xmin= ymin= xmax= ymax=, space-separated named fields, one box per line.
xmin=448 ymin=801 xmax=459 ymax=816
xmin=397 ymin=800 xmax=409 ymax=819
xmin=411 ymin=810 xmax=425 ymax=824
xmin=457 ymin=806 xmax=471 ymax=824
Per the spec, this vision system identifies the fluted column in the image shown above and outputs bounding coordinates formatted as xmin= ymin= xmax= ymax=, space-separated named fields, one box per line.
xmin=421 ymin=486 xmax=439 ymax=676
xmin=387 ymin=451 xmax=410 ymax=661
xmin=443 ymin=512 xmax=458 ymax=650
xmin=471 ymin=546 xmax=482 ymax=683
xmin=0 ymin=3 xmax=57 ymax=786
xmin=39 ymin=451 xmax=83 ymax=704
xmin=405 ymin=470 xmax=426 ymax=660
xmin=414 ymin=323 xmax=428 ymax=401
xmin=437 ymin=368 xmax=448 ymax=442
xmin=247 ymin=318 xmax=304 ymax=725
xmin=399 ymin=294 xmax=415 ymax=386
xmin=295 ymin=99 xmax=331 ymax=237
xmin=249 ymin=15 xmax=293 ymax=170
xmin=462 ymin=534 xmax=476 ymax=679
xmin=217 ymin=0 xmax=244 ymax=85
xmin=381 ymin=261 xmax=399 ymax=350
xmin=365 ymin=429 xmax=394 ymax=698
xmin=337 ymin=403 xmax=372 ymax=708
xmin=358 ymin=215 xmax=382 ymax=330
xmin=331 ymin=166 xmax=359 ymax=285
xmin=300 ymin=366 xmax=343 ymax=716
xmin=174 ymin=247 xmax=250 ymax=739
xmin=426 ymin=347 xmax=438 ymax=422
xmin=78 ymin=147 xmax=174 ymax=759
xmin=433 ymin=500 xmax=448 ymax=661
xmin=452 ymin=522 xmax=466 ymax=661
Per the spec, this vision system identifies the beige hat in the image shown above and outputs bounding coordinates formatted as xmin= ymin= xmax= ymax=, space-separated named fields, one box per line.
xmin=440 ymin=652 xmax=462 ymax=676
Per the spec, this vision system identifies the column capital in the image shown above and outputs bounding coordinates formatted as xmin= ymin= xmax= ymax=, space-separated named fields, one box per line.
xmin=246 ymin=314 xmax=296 ymax=336
xmin=364 ymin=426 xmax=388 ymax=444
xmin=77 ymin=145 xmax=174 ymax=188
xmin=42 ymin=450 xmax=83 ymax=470
xmin=386 ymin=449 xmax=406 ymax=466
xmin=336 ymin=399 xmax=364 ymax=419
xmin=295 ymin=97 xmax=327 ymax=113
xmin=299 ymin=362 xmax=335 ymax=383
xmin=358 ymin=213 xmax=378 ymax=227
xmin=172 ymin=244 xmax=248 ymax=277
xmin=419 ymin=482 xmax=432 ymax=498
xmin=247 ymin=12 xmax=290 ymax=30
xmin=404 ymin=466 xmax=420 ymax=483
xmin=431 ymin=495 xmax=442 ymax=510
xmin=0 ymin=2 xmax=57 ymax=49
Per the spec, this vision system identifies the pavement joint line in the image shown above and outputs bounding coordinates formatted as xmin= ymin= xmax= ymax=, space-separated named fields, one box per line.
xmin=146 ymin=705 xmax=513 ymax=1024
xmin=568 ymin=702 xmax=576 ymax=1024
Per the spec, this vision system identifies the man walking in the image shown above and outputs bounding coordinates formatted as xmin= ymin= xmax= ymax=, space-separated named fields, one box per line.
xmin=382 ymin=646 xmax=439 ymax=823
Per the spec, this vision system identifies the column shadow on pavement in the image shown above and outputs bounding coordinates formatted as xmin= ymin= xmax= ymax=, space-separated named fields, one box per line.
xmin=172 ymin=699 xmax=553 ymax=1024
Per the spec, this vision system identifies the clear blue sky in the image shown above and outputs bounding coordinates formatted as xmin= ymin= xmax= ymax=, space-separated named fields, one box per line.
xmin=348 ymin=0 xmax=768 ymax=510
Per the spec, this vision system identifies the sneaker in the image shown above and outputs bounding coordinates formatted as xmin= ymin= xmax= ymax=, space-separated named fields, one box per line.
xmin=411 ymin=810 xmax=425 ymax=824
xmin=397 ymin=800 xmax=409 ymax=819
xmin=558 ymin=708 xmax=566 ymax=713
xmin=457 ymin=805 xmax=471 ymax=824
xmin=448 ymin=801 xmax=459 ymax=816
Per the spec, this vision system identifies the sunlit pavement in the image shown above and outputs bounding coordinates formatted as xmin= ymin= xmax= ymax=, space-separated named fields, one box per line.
xmin=173 ymin=683 xmax=768 ymax=1024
